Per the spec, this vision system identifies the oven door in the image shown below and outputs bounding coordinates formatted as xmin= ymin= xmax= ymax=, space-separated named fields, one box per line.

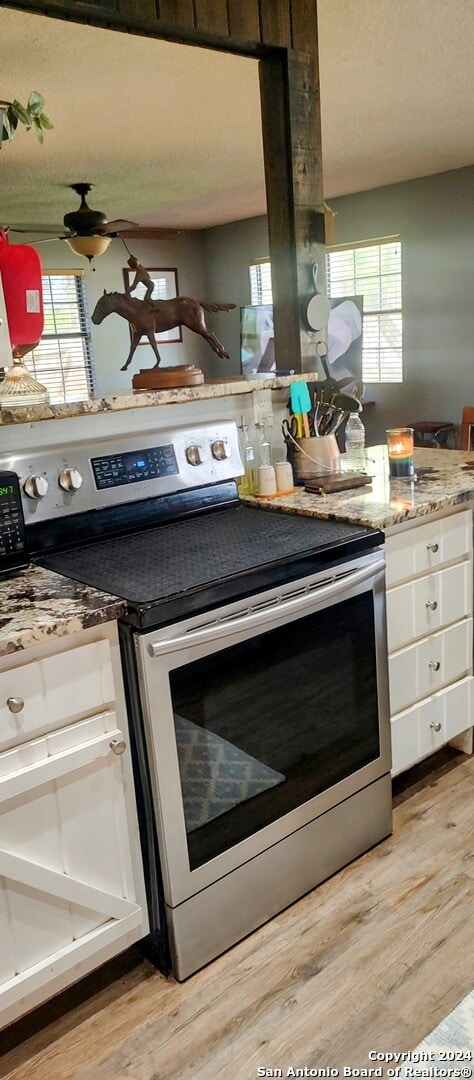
xmin=136 ymin=550 xmax=390 ymax=907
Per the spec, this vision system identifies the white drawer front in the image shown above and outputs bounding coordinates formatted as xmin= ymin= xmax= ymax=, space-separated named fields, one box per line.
xmin=385 ymin=509 xmax=472 ymax=587
xmin=391 ymin=675 xmax=473 ymax=775
xmin=0 ymin=640 xmax=115 ymax=753
xmin=389 ymin=618 xmax=473 ymax=714
xmin=386 ymin=560 xmax=472 ymax=651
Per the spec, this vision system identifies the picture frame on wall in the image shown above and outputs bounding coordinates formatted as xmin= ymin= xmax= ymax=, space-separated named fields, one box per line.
xmin=122 ymin=267 xmax=182 ymax=344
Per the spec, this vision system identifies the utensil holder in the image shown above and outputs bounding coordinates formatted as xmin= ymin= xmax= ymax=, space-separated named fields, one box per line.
xmin=289 ymin=435 xmax=340 ymax=482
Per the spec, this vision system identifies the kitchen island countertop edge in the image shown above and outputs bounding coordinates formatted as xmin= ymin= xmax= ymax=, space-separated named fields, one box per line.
xmin=241 ymin=447 xmax=474 ymax=531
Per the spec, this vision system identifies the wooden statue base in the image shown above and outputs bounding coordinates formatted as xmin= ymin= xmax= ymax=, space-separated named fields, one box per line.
xmin=132 ymin=365 xmax=205 ymax=391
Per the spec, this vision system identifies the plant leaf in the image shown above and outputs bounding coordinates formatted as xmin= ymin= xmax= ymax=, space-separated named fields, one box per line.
xmin=27 ymin=90 xmax=45 ymax=117
xmin=38 ymin=112 xmax=53 ymax=130
xmin=31 ymin=115 xmax=44 ymax=142
xmin=6 ymin=109 xmax=19 ymax=134
xmin=12 ymin=99 xmax=31 ymax=126
xmin=2 ymin=111 xmax=12 ymax=139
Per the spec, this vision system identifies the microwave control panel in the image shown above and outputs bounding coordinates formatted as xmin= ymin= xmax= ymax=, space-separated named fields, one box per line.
xmin=0 ymin=472 xmax=29 ymax=574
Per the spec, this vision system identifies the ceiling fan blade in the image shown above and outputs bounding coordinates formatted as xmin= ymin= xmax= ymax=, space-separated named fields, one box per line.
xmin=116 ymin=227 xmax=180 ymax=240
xmin=96 ymin=219 xmax=140 ymax=235
xmin=6 ymin=226 xmax=66 ymax=235
xmin=5 ymin=233 xmax=71 ymax=244
xmin=32 ymin=235 xmax=72 ymax=243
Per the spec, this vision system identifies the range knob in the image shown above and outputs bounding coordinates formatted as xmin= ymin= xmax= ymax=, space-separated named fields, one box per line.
xmin=211 ymin=439 xmax=231 ymax=460
xmin=186 ymin=445 xmax=206 ymax=466
xmin=23 ymin=474 xmax=49 ymax=500
xmin=58 ymin=467 xmax=83 ymax=493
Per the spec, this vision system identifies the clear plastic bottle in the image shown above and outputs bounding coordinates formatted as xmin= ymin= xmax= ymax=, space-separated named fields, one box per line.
xmin=237 ymin=419 xmax=257 ymax=495
xmin=344 ymin=412 xmax=365 ymax=469
xmin=257 ymin=423 xmax=272 ymax=467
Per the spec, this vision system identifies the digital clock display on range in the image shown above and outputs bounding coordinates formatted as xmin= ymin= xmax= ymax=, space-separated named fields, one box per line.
xmin=91 ymin=443 xmax=178 ymax=490
xmin=0 ymin=486 xmax=14 ymax=498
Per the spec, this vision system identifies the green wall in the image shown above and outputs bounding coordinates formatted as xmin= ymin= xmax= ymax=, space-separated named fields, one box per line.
xmin=330 ymin=165 xmax=474 ymax=443
xmin=201 ymin=215 xmax=269 ymax=379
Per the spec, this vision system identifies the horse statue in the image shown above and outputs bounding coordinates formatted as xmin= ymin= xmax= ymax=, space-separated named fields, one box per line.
xmin=91 ymin=291 xmax=236 ymax=372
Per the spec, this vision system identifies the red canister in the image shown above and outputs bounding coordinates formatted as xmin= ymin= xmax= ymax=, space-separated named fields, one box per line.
xmin=0 ymin=230 xmax=44 ymax=348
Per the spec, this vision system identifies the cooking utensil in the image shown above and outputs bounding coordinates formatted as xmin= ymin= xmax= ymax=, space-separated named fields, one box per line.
xmin=304 ymin=291 xmax=331 ymax=333
xmin=290 ymin=381 xmax=312 ymax=415
xmin=314 ymin=353 xmax=359 ymax=404
xmin=290 ymin=382 xmax=312 ymax=439
xmin=282 ymin=417 xmax=299 ymax=441
xmin=332 ymin=392 xmax=362 ymax=413
xmin=317 ymin=403 xmax=337 ymax=436
xmin=329 ymin=410 xmax=349 ymax=437
xmin=302 ymin=265 xmax=331 ymax=335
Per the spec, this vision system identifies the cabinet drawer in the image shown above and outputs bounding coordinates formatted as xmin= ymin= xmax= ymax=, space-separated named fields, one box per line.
xmin=386 ymin=560 xmax=472 ymax=651
xmin=0 ymin=640 xmax=115 ymax=753
xmin=391 ymin=675 xmax=473 ymax=775
xmin=389 ymin=618 xmax=473 ymax=714
xmin=385 ymin=510 xmax=472 ymax=587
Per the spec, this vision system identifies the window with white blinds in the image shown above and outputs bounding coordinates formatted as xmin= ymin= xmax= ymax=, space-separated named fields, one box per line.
xmin=249 ymin=259 xmax=273 ymax=305
xmin=27 ymin=271 xmax=96 ymax=403
xmin=326 ymin=238 xmax=402 ymax=383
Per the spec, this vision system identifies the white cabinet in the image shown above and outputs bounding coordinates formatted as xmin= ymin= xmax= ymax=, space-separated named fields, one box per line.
xmin=0 ymin=639 xmax=115 ymax=753
xmin=0 ymin=626 xmax=148 ymax=1030
xmin=385 ymin=507 xmax=474 ymax=775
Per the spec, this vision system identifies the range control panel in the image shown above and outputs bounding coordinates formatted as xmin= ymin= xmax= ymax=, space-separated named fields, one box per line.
xmin=0 ymin=422 xmax=243 ymax=524
xmin=91 ymin=444 xmax=178 ymax=490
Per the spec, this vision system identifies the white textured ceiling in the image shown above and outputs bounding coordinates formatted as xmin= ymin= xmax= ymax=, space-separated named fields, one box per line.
xmin=318 ymin=0 xmax=474 ymax=196
xmin=0 ymin=0 xmax=473 ymax=232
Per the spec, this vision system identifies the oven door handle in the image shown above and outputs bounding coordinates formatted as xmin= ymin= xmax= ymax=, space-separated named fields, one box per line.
xmin=147 ymin=557 xmax=385 ymax=657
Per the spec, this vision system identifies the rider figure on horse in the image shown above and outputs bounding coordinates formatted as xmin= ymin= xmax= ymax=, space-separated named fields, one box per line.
xmin=125 ymin=256 xmax=155 ymax=304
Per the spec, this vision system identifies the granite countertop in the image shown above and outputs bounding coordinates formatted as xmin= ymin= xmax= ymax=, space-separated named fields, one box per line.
xmin=0 ymin=372 xmax=319 ymax=426
xmin=242 ymin=446 xmax=474 ymax=530
xmin=0 ymin=565 xmax=126 ymax=657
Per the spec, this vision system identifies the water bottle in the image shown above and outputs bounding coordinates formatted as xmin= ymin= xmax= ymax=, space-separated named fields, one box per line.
xmin=344 ymin=412 xmax=365 ymax=470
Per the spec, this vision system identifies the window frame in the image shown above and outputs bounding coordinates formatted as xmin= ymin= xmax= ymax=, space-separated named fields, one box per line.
xmin=249 ymin=258 xmax=272 ymax=306
xmin=27 ymin=269 xmax=96 ymax=404
xmin=325 ymin=236 xmax=403 ymax=385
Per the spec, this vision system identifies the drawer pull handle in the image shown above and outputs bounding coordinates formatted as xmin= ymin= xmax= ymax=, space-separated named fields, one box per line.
xmin=110 ymin=739 xmax=127 ymax=756
xmin=430 ymin=721 xmax=442 ymax=733
xmin=427 ymin=542 xmax=439 ymax=553
xmin=425 ymin=600 xmax=438 ymax=611
xmin=429 ymin=660 xmax=440 ymax=671
xmin=7 ymin=697 xmax=25 ymax=714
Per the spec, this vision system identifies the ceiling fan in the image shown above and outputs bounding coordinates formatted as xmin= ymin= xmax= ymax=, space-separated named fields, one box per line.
xmin=6 ymin=182 xmax=179 ymax=262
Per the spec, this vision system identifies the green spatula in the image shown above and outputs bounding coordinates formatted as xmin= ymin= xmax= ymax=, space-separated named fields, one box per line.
xmin=290 ymin=382 xmax=312 ymax=437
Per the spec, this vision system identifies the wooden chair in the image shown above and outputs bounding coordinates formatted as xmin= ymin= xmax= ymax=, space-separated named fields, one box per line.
xmin=460 ymin=407 xmax=474 ymax=450
xmin=411 ymin=420 xmax=455 ymax=448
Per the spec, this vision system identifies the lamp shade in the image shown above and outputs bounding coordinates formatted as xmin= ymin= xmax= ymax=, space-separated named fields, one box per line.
xmin=66 ymin=235 xmax=111 ymax=260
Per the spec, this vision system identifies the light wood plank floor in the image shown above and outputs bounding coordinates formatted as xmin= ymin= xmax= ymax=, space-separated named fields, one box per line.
xmin=0 ymin=749 xmax=473 ymax=1080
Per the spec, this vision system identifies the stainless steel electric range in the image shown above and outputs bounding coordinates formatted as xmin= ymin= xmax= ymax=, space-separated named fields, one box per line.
xmin=3 ymin=420 xmax=392 ymax=979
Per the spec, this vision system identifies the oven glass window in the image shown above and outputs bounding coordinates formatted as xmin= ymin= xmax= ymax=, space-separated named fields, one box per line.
xmin=169 ymin=591 xmax=380 ymax=870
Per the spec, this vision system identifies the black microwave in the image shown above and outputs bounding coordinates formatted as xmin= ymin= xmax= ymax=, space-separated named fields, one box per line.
xmin=0 ymin=471 xmax=29 ymax=576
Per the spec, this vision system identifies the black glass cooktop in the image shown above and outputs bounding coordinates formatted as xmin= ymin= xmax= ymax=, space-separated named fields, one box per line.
xmin=36 ymin=504 xmax=382 ymax=629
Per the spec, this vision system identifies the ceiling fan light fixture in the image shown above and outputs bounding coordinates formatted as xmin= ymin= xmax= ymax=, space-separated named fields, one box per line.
xmin=65 ymin=235 xmax=111 ymax=261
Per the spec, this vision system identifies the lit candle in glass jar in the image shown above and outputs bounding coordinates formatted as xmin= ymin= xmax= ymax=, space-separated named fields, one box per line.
xmin=386 ymin=427 xmax=416 ymax=479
